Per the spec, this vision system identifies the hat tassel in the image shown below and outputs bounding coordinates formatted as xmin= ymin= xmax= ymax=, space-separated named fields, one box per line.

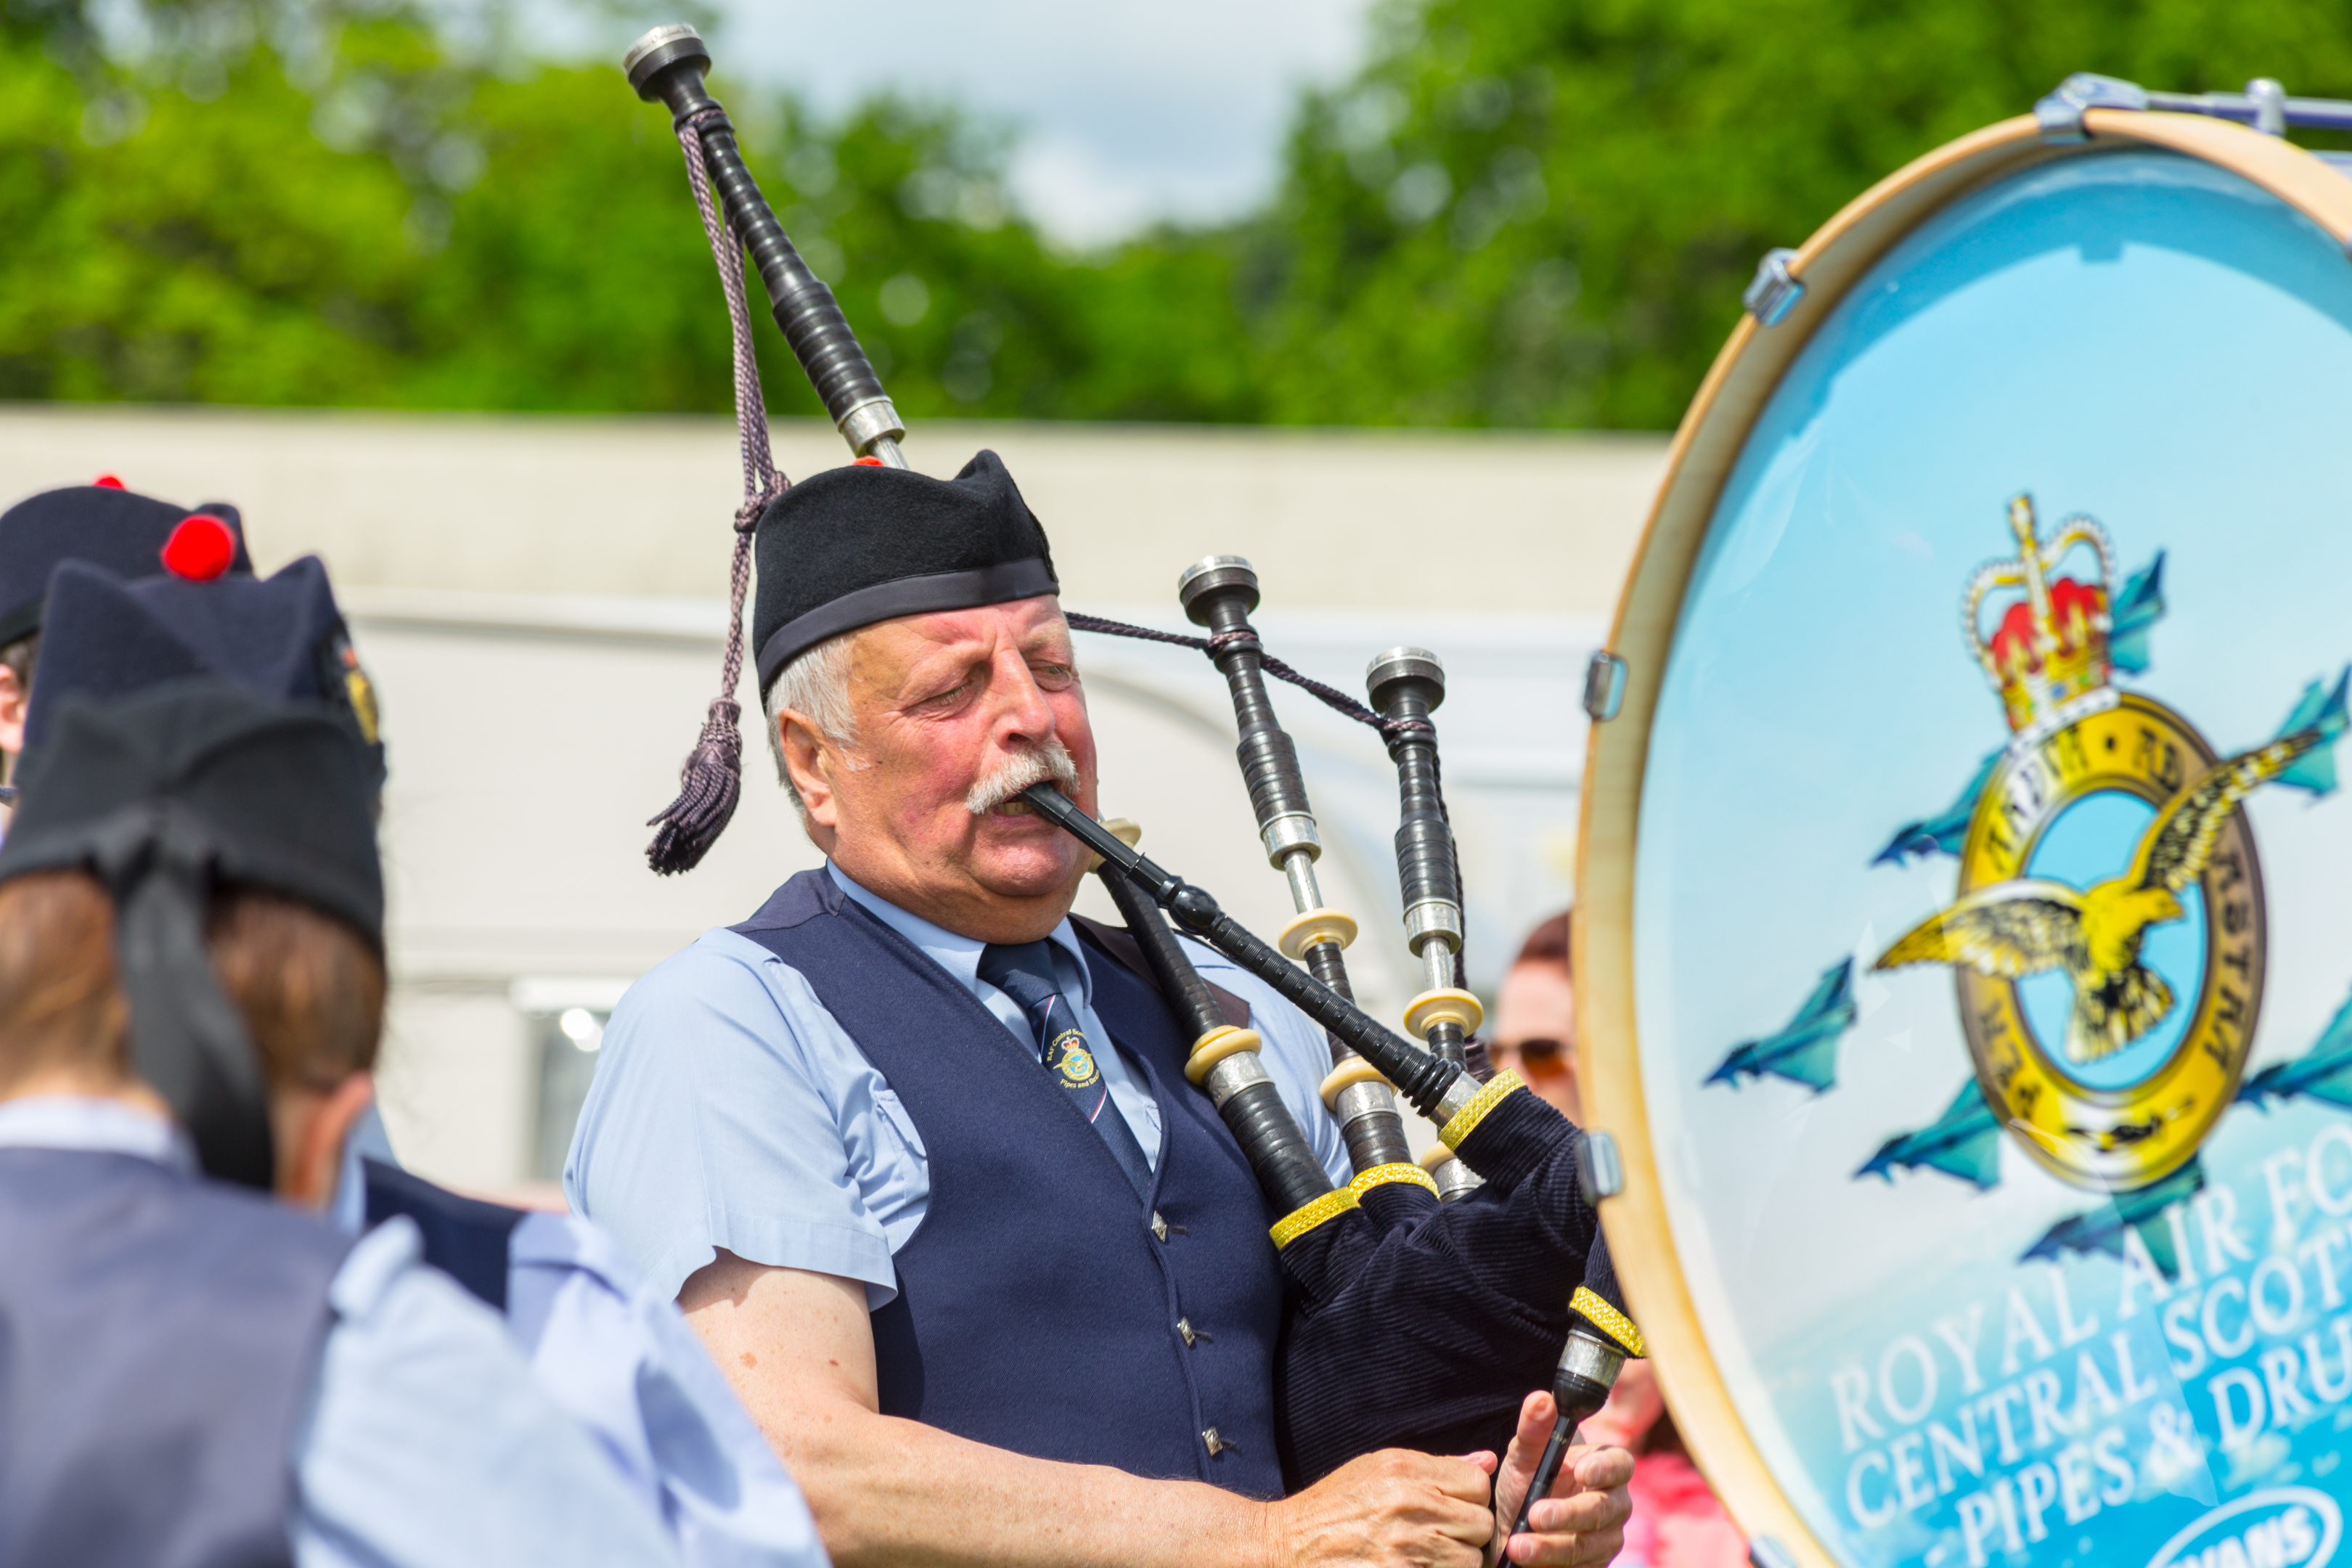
xmin=645 ymin=112 xmax=790 ymax=874
xmin=646 ymin=698 xmax=743 ymax=874
xmin=648 ymin=520 xmax=755 ymax=873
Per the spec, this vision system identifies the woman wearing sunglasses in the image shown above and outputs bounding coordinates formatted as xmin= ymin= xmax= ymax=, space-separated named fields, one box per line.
xmin=1490 ymin=915 xmax=1582 ymax=1122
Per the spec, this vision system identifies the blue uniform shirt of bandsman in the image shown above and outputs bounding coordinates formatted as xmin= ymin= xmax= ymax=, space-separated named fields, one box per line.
xmin=0 ymin=1094 xmax=688 ymax=1568
xmin=330 ymin=1106 xmax=833 ymax=1568
xmin=567 ymin=862 xmax=1356 ymax=1306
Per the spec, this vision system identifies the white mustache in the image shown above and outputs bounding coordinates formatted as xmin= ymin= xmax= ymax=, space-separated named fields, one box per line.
xmin=966 ymin=739 xmax=1081 ymax=815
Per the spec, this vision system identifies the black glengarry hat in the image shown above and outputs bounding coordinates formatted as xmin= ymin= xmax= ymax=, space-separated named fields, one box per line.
xmin=0 ymin=483 xmax=254 ymax=647
xmin=26 ymin=556 xmax=383 ymax=778
xmin=649 ymin=449 xmax=1055 ymax=877
xmin=751 ymin=449 xmax=1057 ymax=693
xmin=0 ymin=682 xmax=383 ymax=1189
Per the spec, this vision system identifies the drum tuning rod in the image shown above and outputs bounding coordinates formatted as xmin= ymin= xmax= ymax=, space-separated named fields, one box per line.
xmin=2037 ymin=70 xmax=2352 ymax=137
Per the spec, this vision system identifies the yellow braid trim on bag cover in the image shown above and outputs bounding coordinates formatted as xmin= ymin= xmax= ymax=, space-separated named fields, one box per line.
xmin=1437 ymin=1070 xmax=1527 ymax=1151
xmin=1572 ymin=1286 xmax=1646 ymax=1358
xmin=1270 ymin=1186 xmax=1359 ymax=1249
xmin=1350 ymin=1162 xmax=1440 ymax=1199
xmin=1184 ymin=1026 xmax=1264 ymax=1085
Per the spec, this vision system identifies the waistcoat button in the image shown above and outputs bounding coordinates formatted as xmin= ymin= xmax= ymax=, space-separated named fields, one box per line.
xmin=1202 ymin=1427 xmax=1226 ymax=1455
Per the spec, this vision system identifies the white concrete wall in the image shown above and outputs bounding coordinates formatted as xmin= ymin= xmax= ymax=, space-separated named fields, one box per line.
xmin=0 ymin=404 xmax=1657 ymax=613
xmin=0 ymin=405 xmax=1667 ymax=1194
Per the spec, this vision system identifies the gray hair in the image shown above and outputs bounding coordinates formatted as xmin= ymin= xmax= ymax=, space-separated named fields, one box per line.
xmin=762 ymin=631 xmax=861 ymax=817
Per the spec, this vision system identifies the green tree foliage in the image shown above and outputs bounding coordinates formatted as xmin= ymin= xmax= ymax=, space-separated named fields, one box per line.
xmin=0 ymin=24 xmax=428 ymax=401
xmin=6 ymin=0 xmax=2352 ymax=428
xmin=0 ymin=13 xmax=1253 ymax=421
xmin=1255 ymin=0 xmax=2352 ymax=428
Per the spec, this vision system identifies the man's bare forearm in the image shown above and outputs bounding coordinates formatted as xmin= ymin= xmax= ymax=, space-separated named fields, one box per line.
xmin=775 ymin=1398 xmax=1273 ymax=1568
xmin=685 ymin=1254 xmax=1500 ymax=1568
xmin=682 ymin=1255 xmax=1271 ymax=1568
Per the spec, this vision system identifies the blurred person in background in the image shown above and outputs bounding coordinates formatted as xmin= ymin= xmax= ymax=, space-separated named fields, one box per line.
xmin=0 ymin=671 xmax=684 ymax=1567
xmin=1493 ymin=912 xmax=1746 ymax=1568
xmin=1490 ymin=913 xmax=1581 ymax=1122
xmin=4 ymin=544 xmax=833 ymax=1568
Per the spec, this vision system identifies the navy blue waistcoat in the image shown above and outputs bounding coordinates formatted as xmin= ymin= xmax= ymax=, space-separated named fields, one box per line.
xmin=0 ymin=1147 xmax=351 ymax=1568
xmin=735 ymin=870 xmax=1286 ymax=1498
xmin=363 ymin=1158 xmax=524 ymax=1310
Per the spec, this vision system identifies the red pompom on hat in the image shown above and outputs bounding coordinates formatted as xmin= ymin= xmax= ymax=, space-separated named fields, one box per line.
xmin=92 ymin=474 xmax=125 ymax=489
xmin=159 ymin=515 xmax=238 ymax=582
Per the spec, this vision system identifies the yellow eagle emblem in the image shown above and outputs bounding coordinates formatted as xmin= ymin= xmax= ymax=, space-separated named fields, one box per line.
xmin=1876 ymin=728 xmax=2321 ymax=1064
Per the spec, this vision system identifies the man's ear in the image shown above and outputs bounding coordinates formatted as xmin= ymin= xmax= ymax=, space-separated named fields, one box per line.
xmin=0 ymin=663 xmax=28 ymax=762
xmin=277 ymin=1071 xmax=376 ymax=1212
xmin=778 ymin=711 xmax=842 ymax=830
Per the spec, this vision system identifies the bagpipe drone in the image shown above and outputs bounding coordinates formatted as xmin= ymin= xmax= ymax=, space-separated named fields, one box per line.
xmin=620 ymin=23 xmax=1643 ymax=1494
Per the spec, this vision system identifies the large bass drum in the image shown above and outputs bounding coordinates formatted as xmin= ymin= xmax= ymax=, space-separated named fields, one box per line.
xmin=1580 ymin=96 xmax=2352 ymax=1568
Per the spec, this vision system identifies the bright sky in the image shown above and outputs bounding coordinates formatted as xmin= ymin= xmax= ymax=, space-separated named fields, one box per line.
xmin=693 ymin=0 xmax=1379 ymax=248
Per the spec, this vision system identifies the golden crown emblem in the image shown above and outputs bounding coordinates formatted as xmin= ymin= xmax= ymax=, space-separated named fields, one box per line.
xmin=1963 ymin=495 xmax=2118 ymax=735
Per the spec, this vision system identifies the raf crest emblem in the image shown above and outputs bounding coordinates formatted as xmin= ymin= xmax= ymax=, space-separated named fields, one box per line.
xmin=1710 ymin=495 xmax=2348 ymax=1265
xmin=1048 ymin=1031 xmax=1100 ymax=1090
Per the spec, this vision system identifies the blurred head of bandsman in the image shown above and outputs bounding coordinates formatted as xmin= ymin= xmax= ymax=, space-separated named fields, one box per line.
xmin=0 ymin=552 xmax=695 ymax=1567
xmin=1492 ymin=912 xmax=1580 ymax=1122
xmin=0 ymin=477 xmax=254 ymax=776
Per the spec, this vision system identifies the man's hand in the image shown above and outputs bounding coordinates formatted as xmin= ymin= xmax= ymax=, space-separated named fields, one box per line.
xmin=1488 ymin=1392 xmax=1635 ymax=1567
xmin=1266 ymin=1447 xmax=1500 ymax=1568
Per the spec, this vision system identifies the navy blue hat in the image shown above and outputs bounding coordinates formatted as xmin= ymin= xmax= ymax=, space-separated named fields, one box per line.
xmin=0 ymin=484 xmax=255 ymax=647
xmin=751 ymin=449 xmax=1056 ymax=693
xmin=25 ymin=556 xmax=382 ymax=776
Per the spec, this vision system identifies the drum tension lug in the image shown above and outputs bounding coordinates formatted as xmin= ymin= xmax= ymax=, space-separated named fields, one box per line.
xmin=1741 ymin=248 xmax=1805 ymax=327
xmin=2247 ymin=77 xmax=2289 ymax=136
xmin=1583 ymin=651 xmax=1628 ymax=722
xmin=2033 ymin=71 xmax=2147 ymax=143
xmin=1577 ymin=1129 xmax=1625 ymax=1201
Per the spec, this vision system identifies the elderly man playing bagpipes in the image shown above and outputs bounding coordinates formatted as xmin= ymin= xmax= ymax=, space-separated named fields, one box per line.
xmin=571 ymin=27 xmax=1651 ymax=1568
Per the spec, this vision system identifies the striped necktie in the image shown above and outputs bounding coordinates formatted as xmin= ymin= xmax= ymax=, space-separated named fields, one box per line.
xmin=978 ymin=942 xmax=1155 ymax=1200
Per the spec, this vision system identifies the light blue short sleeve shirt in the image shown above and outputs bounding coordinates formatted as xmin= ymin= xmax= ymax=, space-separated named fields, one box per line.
xmin=293 ymin=1217 xmax=689 ymax=1568
xmin=567 ymin=864 xmax=1353 ymax=1307
xmin=503 ymin=1212 xmax=830 ymax=1568
xmin=330 ymin=1107 xmax=828 ymax=1568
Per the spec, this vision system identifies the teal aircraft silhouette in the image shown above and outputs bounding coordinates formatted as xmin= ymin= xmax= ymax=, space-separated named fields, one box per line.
xmin=2107 ymin=551 xmax=2168 ymax=675
xmin=2022 ymin=1160 xmax=2205 ymax=1278
xmin=2239 ymin=984 xmax=2352 ymax=1112
xmin=1856 ymin=1080 xmax=2001 ymax=1189
xmin=1871 ymin=750 xmax=2001 ymax=867
xmin=1704 ymin=960 xmax=1857 ymax=1093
